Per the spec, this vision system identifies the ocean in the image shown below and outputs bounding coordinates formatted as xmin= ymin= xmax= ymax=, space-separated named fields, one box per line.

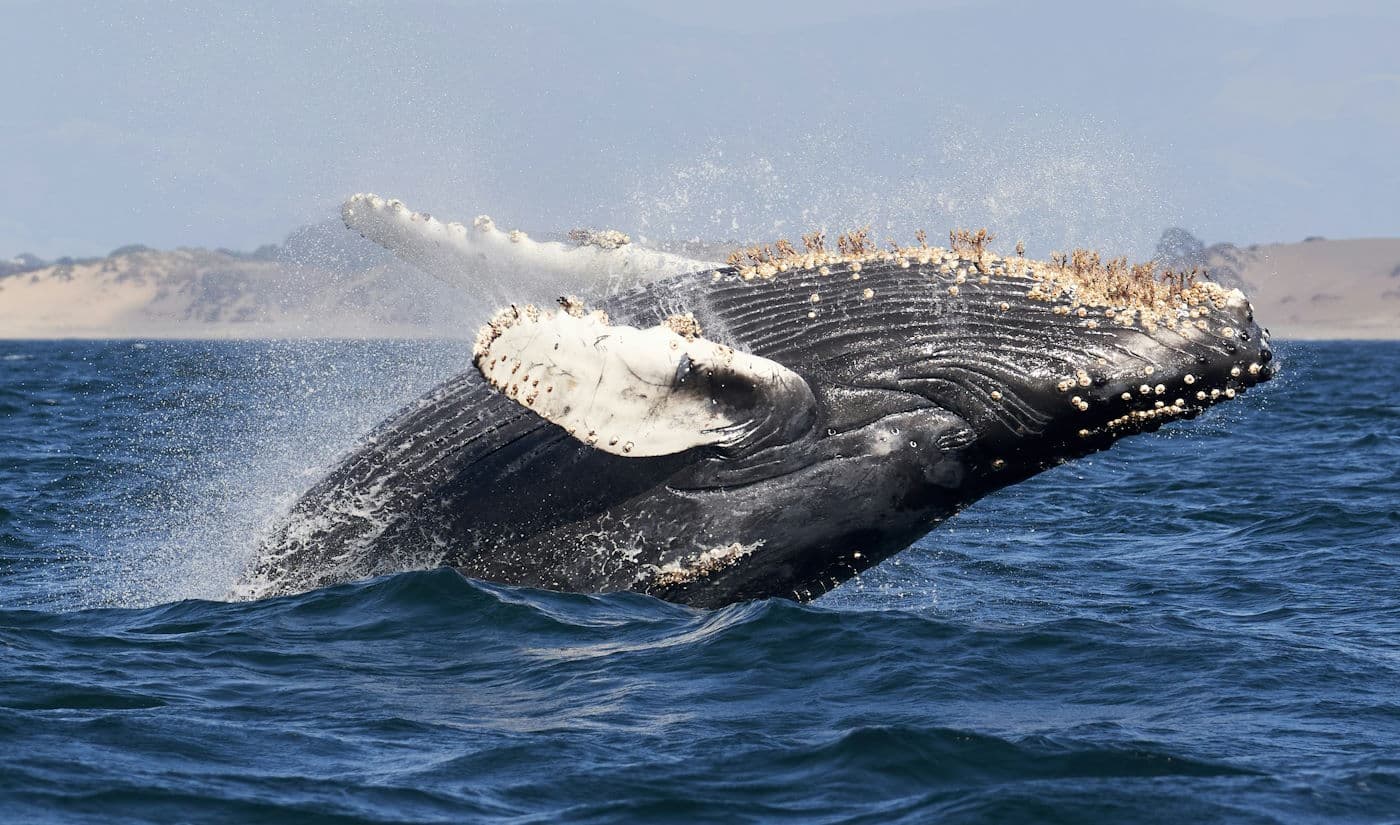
xmin=1 ymin=339 xmax=1397 ymax=823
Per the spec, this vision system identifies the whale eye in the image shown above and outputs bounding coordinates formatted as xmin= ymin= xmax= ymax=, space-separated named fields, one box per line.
xmin=826 ymin=427 xmax=837 ymax=436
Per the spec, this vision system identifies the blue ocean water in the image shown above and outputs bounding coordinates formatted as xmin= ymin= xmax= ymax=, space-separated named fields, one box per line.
xmin=1 ymin=339 xmax=1397 ymax=824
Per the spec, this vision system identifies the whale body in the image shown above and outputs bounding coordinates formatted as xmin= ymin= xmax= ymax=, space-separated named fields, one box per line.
xmin=238 ymin=199 xmax=1276 ymax=607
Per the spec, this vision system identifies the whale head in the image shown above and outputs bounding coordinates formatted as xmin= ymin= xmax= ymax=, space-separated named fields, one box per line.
xmin=885 ymin=257 xmax=1278 ymax=485
xmin=641 ymin=241 xmax=1279 ymax=604
xmin=698 ymin=241 xmax=1276 ymax=483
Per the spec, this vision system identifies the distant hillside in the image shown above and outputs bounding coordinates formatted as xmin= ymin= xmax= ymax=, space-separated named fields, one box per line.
xmin=2 ymin=228 xmax=1397 ymax=339
xmin=0 ymin=225 xmax=473 ymax=339
xmin=1158 ymin=230 xmax=1400 ymax=339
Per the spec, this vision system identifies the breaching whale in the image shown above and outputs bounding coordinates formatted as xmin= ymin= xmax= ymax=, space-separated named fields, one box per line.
xmin=237 ymin=196 xmax=1276 ymax=607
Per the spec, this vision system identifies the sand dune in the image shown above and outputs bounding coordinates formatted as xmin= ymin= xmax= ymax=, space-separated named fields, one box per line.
xmin=1203 ymin=238 xmax=1400 ymax=340
xmin=0 ymin=245 xmax=469 ymax=339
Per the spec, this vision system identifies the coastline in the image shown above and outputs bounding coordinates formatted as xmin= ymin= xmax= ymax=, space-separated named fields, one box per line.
xmin=4 ymin=236 xmax=1398 ymax=341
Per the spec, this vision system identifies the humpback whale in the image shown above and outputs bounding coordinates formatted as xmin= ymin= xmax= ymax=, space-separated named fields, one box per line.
xmin=237 ymin=196 xmax=1276 ymax=607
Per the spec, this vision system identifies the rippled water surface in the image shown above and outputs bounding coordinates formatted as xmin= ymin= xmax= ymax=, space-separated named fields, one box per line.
xmin=1 ymin=340 xmax=1397 ymax=823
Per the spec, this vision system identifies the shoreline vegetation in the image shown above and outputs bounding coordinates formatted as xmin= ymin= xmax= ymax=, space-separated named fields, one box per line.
xmin=2 ymin=227 xmax=1397 ymax=341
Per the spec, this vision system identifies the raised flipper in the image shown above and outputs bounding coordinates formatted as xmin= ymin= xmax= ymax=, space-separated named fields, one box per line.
xmin=342 ymin=193 xmax=715 ymax=292
xmin=472 ymin=300 xmax=816 ymax=457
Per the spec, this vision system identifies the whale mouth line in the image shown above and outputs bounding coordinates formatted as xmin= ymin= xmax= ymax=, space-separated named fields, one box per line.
xmin=671 ymin=403 xmax=977 ymax=495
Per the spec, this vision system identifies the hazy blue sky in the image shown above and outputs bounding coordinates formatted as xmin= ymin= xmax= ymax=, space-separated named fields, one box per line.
xmin=3 ymin=0 xmax=1398 ymax=260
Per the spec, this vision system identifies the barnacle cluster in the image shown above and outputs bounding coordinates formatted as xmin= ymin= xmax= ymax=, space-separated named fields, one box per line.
xmin=716 ymin=227 xmax=1237 ymax=333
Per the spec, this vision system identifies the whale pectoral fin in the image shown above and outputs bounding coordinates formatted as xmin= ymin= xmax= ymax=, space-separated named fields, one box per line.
xmin=341 ymin=193 xmax=715 ymax=291
xmin=473 ymin=303 xmax=816 ymax=458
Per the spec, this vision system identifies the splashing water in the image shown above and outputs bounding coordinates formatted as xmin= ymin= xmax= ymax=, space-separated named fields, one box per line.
xmin=623 ymin=115 xmax=1176 ymax=260
xmin=2 ymin=339 xmax=468 ymax=609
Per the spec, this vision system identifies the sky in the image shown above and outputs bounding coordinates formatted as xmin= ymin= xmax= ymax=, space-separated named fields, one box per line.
xmin=2 ymin=0 xmax=1398 ymax=260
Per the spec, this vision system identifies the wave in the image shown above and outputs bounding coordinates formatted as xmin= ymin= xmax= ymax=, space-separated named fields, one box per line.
xmin=0 ymin=570 xmax=1291 ymax=824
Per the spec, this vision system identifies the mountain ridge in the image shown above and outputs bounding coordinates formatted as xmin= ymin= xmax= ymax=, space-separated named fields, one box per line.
xmin=3 ymin=229 xmax=1396 ymax=340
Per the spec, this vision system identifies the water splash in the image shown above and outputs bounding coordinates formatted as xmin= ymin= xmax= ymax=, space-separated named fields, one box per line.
xmin=624 ymin=115 xmax=1176 ymax=260
xmin=58 ymin=340 xmax=471 ymax=608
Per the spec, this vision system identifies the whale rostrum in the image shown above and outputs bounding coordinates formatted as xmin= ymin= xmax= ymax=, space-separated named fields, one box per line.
xmin=236 ymin=196 xmax=1277 ymax=607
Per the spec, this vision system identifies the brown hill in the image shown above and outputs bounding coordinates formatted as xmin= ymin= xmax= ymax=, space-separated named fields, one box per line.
xmin=1 ymin=234 xmax=1396 ymax=340
xmin=0 ymin=245 xmax=470 ymax=339
xmin=1200 ymin=237 xmax=1400 ymax=340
